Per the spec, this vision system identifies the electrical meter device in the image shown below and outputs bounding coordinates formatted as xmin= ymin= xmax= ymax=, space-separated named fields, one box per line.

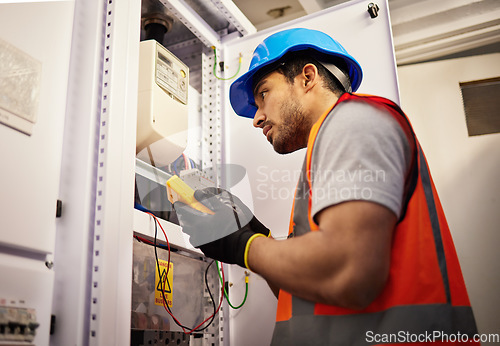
xmin=136 ymin=40 xmax=189 ymax=167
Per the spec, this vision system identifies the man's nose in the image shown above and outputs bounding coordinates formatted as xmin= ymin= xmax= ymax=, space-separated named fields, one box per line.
xmin=253 ymin=109 xmax=266 ymax=128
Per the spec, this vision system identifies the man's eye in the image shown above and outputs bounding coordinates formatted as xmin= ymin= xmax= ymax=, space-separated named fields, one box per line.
xmin=260 ymin=91 xmax=267 ymax=100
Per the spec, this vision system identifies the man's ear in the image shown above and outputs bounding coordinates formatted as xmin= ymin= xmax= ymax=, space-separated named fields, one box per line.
xmin=301 ymin=63 xmax=319 ymax=92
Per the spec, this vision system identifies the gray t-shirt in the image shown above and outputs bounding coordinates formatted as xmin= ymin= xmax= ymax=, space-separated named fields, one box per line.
xmin=310 ymin=99 xmax=411 ymax=221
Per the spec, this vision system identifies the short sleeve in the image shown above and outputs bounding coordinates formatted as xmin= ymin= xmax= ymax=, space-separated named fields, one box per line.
xmin=310 ymin=99 xmax=412 ymax=221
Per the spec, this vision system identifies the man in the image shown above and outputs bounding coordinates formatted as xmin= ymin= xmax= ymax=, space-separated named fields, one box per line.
xmin=175 ymin=28 xmax=478 ymax=345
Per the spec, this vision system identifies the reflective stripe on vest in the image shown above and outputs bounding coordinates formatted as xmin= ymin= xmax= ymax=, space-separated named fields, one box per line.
xmin=420 ymin=147 xmax=451 ymax=304
xmin=272 ymin=304 xmax=476 ymax=345
xmin=272 ymin=93 xmax=477 ymax=345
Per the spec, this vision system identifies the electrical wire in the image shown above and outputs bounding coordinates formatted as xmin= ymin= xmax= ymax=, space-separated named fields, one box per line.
xmin=151 ymin=212 xmax=216 ymax=333
xmin=140 ymin=214 xmax=248 ymax=310
xmin=216 ymin=261 xmax=248 ymax=309
xmin=146 ymin=211 xmax=224 ymax=334
xmin=212 ymin=46 xmax=242 ymax=81
xmin=134 ymin=234 xmax=171 ymax=252
xmin=134 ymin=204 xmax=224 ymax=333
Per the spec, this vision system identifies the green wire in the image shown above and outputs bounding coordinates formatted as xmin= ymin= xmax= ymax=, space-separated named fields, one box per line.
xmin=216 ymin=261 xmax=248 ymax=309
xmin=212 ymin=46 xmax=242 ymax=81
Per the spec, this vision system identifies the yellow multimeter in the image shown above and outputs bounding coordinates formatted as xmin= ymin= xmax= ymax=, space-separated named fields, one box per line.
xmin=166 ymin=175 xmax=214 ymax=215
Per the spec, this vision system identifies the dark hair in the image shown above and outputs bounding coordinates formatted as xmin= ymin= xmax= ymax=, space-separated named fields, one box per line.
xmin=275 ymin=50 xmax=349 ymax=96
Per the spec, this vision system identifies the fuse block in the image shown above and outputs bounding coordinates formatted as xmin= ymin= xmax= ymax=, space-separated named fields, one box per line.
xmin=0 ymin=300 xmax=39 ymax=344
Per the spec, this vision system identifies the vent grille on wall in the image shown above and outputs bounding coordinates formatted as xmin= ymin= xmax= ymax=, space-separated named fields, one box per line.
xmin=460 ymin=77 xmax=500 ymax=137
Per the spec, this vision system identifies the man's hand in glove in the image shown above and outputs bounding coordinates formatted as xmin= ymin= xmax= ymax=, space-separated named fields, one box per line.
xmin=173 ymin=187 xmax=269 ymax=269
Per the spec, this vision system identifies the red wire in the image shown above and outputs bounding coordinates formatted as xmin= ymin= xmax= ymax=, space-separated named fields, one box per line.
xmin=146 ymin=211 xmax=171 ymax=280
xmin=145 ymin=212 xmax=224 ymax=334
xmin=134 ymin=235 xmax=156 ymax=246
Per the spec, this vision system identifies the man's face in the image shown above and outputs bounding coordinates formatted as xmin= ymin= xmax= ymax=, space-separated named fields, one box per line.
xmin=252 ymin=71 xmax=312 ymax=154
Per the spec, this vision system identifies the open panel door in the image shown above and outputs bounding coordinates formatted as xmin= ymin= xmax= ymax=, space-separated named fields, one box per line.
xmin=0 ymin=1 xmax=75 ymax=345
xmin=220 ymin=0 xmax=398 ymax=344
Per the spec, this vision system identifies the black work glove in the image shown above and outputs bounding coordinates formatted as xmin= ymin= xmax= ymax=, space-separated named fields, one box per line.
xmin=173 ymin=187 xmax=269 ymax=268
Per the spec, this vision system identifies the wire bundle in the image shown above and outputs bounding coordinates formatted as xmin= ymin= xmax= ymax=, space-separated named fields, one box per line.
xmin=139 ymin=211 xmax=223 ymax=334
xmin=134 ymin=204 xmax=249 ymax=335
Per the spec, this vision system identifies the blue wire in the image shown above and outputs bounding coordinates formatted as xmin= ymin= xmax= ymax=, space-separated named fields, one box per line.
xmin=134 ymin=202 xmax=151 ymax=213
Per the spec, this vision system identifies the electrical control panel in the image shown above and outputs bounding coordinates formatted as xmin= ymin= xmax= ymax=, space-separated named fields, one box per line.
xmin=131 ymin=238 xmax=220 ymax=345
xmin=136 ymin=40 xmax=190 ymax=167
xmin=0 ymin=0 xmax=410 ymax=345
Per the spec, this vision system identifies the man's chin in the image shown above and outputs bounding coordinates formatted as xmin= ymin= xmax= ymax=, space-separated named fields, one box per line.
xmin=272 ymin=142 xmax=302 ymax=155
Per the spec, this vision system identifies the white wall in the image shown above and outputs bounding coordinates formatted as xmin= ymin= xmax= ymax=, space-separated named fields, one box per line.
xmin=398 ymin=53 xmax=500 ymax=343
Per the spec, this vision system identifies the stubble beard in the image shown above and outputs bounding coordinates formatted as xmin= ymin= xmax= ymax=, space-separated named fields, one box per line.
xmin=271 ymin=98 xmax=311 ymax=155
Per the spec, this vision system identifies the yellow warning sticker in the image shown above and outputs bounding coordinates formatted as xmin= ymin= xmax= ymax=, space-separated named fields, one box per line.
xmin=154 ymin=259 xmax=173 ymax=307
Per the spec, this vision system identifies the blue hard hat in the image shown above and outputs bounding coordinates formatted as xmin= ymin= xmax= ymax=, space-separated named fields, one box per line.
xmin=229 ymin=28 xmax=363 ymax=118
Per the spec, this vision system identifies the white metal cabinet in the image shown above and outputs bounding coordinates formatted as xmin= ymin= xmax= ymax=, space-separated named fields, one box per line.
xmin=1 ymin=0 xmax=139 ymax=344
xmin=74 ymin=0 xmax=399 ymax=345
xmin=0 ymin=0 xmax=400 ymax=345
xmin=52 ymin=0 xmax=140 ymax=345
xmin=0 ymin=2 xmax=74 ymax=345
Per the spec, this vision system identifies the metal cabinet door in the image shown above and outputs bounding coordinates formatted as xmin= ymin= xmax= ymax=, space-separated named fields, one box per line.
xmin=0 ymin=2 xmax=75 ymax=345
xmin=0 ymin=1 xmax=74 ymax=254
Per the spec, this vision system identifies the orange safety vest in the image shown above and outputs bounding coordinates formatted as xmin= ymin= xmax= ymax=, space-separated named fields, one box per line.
xmin=271 ymin=93 xmax=478 ymax=345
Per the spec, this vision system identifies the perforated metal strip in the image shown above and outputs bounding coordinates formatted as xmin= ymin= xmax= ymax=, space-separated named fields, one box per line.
xmin=208 ymin=0 xmax=256 ymax=36
xmin=159 ymin=0 xmax=221 ymax=49
xmin=201 ymin=47 xmax=224 ymax=345
xmin=89 ymin=0 xmax=114 ymax=341
xmin=202 ymin=47 xmax=223 ymax=185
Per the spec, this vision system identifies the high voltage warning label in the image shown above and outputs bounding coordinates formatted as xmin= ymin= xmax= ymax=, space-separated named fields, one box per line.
xmin=155 ymin=259 xmax=173 ymax=307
